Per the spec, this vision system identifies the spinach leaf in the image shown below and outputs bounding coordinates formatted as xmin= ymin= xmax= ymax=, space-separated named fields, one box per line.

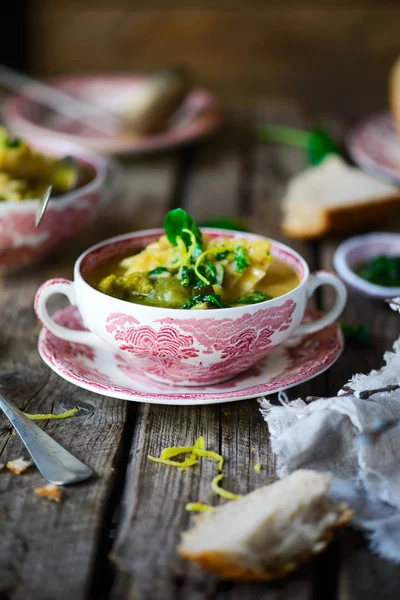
xmin=179 ymin=265 xmax=195 ymax=287
xmin=255 ymin=124 xmax=341 ymax=166
xmin=164 ymin=208 xmax=203 ymax=251
xmin=148 ymin=267 xmax=171 ymax=277
xmin=205 ymin=261 xmax=216 ymax=281
xmin=4 ymin=137 xmax=22 ymax=149
xmin=181 ymin=294 xmax=223 ymax=309
xmin=233 ymin=291 xmax=272 ymax=305
xmin=234 ymin=247 xmax=252 ymax=272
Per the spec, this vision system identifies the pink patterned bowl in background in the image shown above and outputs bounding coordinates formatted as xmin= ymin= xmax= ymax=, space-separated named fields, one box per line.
xmin=0 ymin=139 xmax=107 ymax=269
xmin=34 ymin=229 xmax=347 ymax=386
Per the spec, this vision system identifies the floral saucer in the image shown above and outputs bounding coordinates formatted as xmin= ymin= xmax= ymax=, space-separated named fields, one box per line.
xmin=347 ymin=110 xmax=400 ymax=185
xmin=2 ymin=75 xmax=223 ymax=155
xmin=38 ymin=305 xmax=343 ymax=406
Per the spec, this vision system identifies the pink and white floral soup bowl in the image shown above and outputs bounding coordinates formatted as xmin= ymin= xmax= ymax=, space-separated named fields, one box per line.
xmin=34 ymin=229 xmax=347 ymax=386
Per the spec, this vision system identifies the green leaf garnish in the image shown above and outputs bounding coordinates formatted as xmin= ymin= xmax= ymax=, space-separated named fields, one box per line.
xmin=164 ymin=208 xmax=203 ymax=251
xmin=216 ymin=250 xmax=229 ymax=260
xmin=307 ymin=129 xmax=341 ymax=166
xmin=255 ymin=124 xmax=341 ymax=166
xmin=234 ymin=247 xmax=251 ymax=273
xmin=340 ymin=322 xmax=371 ymax=345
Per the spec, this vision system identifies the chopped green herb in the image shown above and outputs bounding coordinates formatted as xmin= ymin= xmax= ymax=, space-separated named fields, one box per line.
xmin=234 ymin=247 xmax=252 ymax=272
xmin=233 ymin=291 xmax=272 ymax=305
xmin=216 ymin=250 xmax=229 ymax=260
xmin=357 ymin=256 xmax=400 ymax=288
xmin=179 ymin=265 xmax=194 ymax=287
xmin=340 ymin=322 xmax=371 ymax=345
xmin=148 ymin=267 xmax=171 ymax=277
xmin=181 ymin=294 xmax=223 ymax=309
xmin=4 ymin=137 xmax=22 ymax=149
xmin=255 ymin=124 xmax=341 ymax=166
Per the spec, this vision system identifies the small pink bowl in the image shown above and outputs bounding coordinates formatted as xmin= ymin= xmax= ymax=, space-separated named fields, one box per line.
xmin=0 ymin=139 xmax=107 ymax=269
xmin=333 ymin=233 xmax=400 ymax=298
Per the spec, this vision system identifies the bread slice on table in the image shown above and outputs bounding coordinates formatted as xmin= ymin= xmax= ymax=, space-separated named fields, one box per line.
xmin=178 ymin=469 xmax=351 ymax=582
xmin=281 ymin=155 xmax=400 ymax=239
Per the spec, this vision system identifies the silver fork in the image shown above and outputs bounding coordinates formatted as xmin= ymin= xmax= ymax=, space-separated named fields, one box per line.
xmin=0 ymin=393 xmax=93 ymax=485
xmin=35 ymin=185 xmax=52 ymax=228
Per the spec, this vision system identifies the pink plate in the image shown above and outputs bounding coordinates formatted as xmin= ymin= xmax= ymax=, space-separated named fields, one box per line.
xmin=38 ymin=305 xmax=343 ymax=406
xmin=2 ymin=74 xmax=223 ymax=155
xmin=347 ymin=110 xmax=400 ymax=184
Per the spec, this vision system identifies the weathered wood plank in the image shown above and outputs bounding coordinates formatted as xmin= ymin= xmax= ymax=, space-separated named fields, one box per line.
xmin=0 ymin=152 xmax=178 ymax=600
xmin=110 ymin=109 xmax=323 ymax=599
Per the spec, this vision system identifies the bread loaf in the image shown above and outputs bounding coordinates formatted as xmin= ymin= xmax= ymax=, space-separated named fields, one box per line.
xmin=390 ymin=55 xmax=400 ymax=137
xmin=281 ymin=156 xmax=400 ymax=239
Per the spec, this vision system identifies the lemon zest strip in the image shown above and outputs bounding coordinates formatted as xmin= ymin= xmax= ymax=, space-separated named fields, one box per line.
xmin=160 ymin=446 xmax=199 ymax=460
xmin=147 ymin=455 xmax=196 ymax=468
xmin=185 ymin=502 xmax=214 ymax=513
xmin=194 ymin=246 xmax=228 ymax=286
xmin=211 ymin=474 xmax=242 ymax=500
xmin=24 ymin=407 xmax=79 ymax=421
xmin=192 ymin=449 xmax=224 ymax=472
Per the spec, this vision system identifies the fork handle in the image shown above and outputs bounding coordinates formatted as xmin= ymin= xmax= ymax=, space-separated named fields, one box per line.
xmin=0 ymin=394 xmax=93 ymax=485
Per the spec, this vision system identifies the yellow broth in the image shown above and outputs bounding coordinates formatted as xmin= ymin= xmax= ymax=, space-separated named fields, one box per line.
xmin=87 ymin=255 xmax=299 ymax=309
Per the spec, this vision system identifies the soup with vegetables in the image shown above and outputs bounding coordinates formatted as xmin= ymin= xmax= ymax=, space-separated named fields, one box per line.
xmin=88 ymin=209 xmax=300 ymax=309
xmin=0 ymin=126 xmax=92 ymax=201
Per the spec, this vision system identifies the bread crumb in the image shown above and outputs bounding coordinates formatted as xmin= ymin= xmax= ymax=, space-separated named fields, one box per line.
xmin=7 ymin=457 xmax=33 ymax=474
xmin=34 ymin=484 xmax=62 ymax=503
xmin=254 ymin=463 xmax=262 ymax=472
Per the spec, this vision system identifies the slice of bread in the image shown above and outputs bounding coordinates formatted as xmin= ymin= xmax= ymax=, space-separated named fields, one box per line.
xmin=281 ymin=155 xmax=400 ymax=239
xmin=178 ymin=469 xmax=351 ymax=582
xmin=390 ymin=56 xmax=400 ymax=137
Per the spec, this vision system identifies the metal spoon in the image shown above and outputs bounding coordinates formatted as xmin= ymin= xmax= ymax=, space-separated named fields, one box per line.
xmin=0 ymin=393 xmax=93 ymax=485
xmin=35 ymin=185 xmax=52 ymax=228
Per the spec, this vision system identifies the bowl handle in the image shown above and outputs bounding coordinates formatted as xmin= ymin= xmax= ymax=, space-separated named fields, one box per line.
xmin=35 ymin=278 xmax=102 ymax=346
xmin=295 ymin=271 xmax=347 ymax=336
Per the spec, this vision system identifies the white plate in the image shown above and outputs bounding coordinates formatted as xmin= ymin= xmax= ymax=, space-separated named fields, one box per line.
xmin=347 ymin=110 xmax=400 ymax=184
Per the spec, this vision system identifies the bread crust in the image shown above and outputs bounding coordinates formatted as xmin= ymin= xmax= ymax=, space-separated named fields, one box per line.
xmin=390 ymin=56 xmax=400 ymax=137
xmin=282 ymin=193 xmax=400 ymax=240
xmin=179 ymin=505 xmax=352 ymax=581
xmin=178 ymin=490 xmax=352 ymax=582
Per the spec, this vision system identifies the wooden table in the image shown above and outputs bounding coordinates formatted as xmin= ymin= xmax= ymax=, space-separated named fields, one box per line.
xmin=1 ymin=106 xmax=400 ymax=600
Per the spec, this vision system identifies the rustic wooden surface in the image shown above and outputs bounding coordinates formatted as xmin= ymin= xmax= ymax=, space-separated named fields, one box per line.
xmin=0 ymin=106 xmax=400 ymax=600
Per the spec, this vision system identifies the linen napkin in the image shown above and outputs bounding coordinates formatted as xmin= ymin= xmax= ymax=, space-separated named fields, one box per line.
xmin=260 ymin=297 xmax=400 ymax=562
